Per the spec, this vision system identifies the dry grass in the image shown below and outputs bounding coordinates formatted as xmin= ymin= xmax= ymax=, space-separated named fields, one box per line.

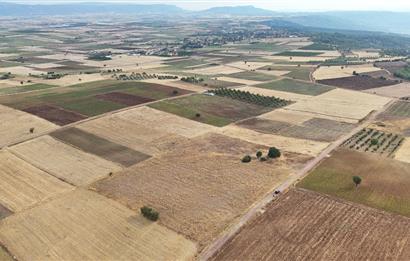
xmin=286 ymin=88 xmax=391 ymax=122
xmin=0 ymin=189 xmax=197 ymax=261
xmin=313 ymin=64 xmax=381 ymax=80
xmin=394 ymin=138 xmax=410 ymax=164
xmin=10 ymin=136 xmax=122 ymax=186
xmin=364 ymin=82 xmax=410 ymax=98
xmin=216 ymin=76 xmax=263 ymax=86
xmin=0 ymin=151 xmax=72 ymax=212
xmin=225 ymin=61 xmax=272 ymax=71
xmin=92 ymin=133 xmax=307 ymax=249
xmin=211 ymin=188 xmax=410 ymax=261
xmin=259 ymin=108 xmax=314 ymax=125
xmin=219 ymin=125 xmax=329 ymax=156
xmin=0 ymin=104 xmax=58 ymax=147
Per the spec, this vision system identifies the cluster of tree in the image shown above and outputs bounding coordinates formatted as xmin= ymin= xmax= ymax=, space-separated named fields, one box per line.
xmin=242 ymin=147 xmax=281 ymax=163
xmin=394 ymin=66 xmax=410 ymax=80
xmin=181 ymin=76 xmax=204 ymax=83
xmin=88 ymin=51 xmax=112 ymax=61
xmin=140 ymin=206 xmax=159 ymax=221
xmin=0 ymin=72 xmax=12 ymax=80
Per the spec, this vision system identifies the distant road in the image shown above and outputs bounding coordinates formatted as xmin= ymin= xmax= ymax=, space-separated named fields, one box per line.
xmin=198 ymin=99 xmax=396 ymax=261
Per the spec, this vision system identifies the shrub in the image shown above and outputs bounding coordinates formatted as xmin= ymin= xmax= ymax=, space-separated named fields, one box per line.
xmin=371 ymin=139 xmax=378 ymax=146
xmin=241 ymin=155 xmax=252 ymax=163
xmin=259 ymin=157 xmax=267 ymax=162
xmin=140 ymin=206 xmax=159 ymax=221
xmin=268 ymin=147 xmax=281 ymax=158
xmin=195 ymin=113 xmax=201 ymax=118
xmin=29 ymin=127 xmax=34 ymax=134
xmin=353 ymin=176 xmax=362 ymax=188
xmin=256 ymin=151 xmax=262 ymax=158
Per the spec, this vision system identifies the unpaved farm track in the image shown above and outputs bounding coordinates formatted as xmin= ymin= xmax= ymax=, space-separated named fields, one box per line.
xmin=199 ymin=98 xmax=397 ymax=260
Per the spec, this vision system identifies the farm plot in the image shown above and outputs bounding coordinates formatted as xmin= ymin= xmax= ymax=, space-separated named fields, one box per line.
xmin=318 ymin=75 xmax=398 ymax=90
xmin=342 ymin=128 xmax=404 ymax=157
xmin=77 ymin=114 xmax=187 ymax=155
xmin=150 ymin=94 xmax=272 ymax=127
xmin=0 ymin=104 xmax=57 ymax=147
xmin=23 ymin=105 xmax=87 ymax=125
xmin=313 ymin=64 xmax=381 ymax=80
xmin=10 ymin=136 xmax=122 ymax=186
xmin=225 ymin=61 xmax=273 ymax=71
xmin=219 ymin=125 xmax=329 ymax=156
xmin=210 ymin=88 xmax=292 ymax=108
xmin=394 ymin=138 xmax=410 ymax=164
xmin=0 ymin=80 xmax=191 ymax=118
xmin=375 ymin=61 xmax=408 ymax=74
xmin=238 ymin=117 xmax=355 ymax=142
xmin=299 ymin=148 xmax=410 ymax=217
xmin=0 ymin=83 xmax=56 ymax=95
xmin=211 ymin=188 xmax=410 ymax=261
xmin=0 ymin=151 xmax=72 ymax=212
xmin=0 ymin=189 xmax=197 ymax=261
xmin=92 ymin=151 xmax=298 ymax=249
xmin=274 ymin=51 xmax=324 ymax=57
xmin=188 ymin=65 xmax=243 ymax=75
xmin=365 ymin=82 xmax=410 ymax=98
xmin=286 ymin=88 xmax=391 ymax=123
xmin=379 ymin=100 xmax=410 ymax=119
xmin=235 ymin=86 xmax=311 ymax=102
xmin=256 ymin=79 xmax=334 ymax=96
xmin=50 ymin=128 xmax=150 ymax=167
xmin=226 ymin=71 xmax=275 ymax=82
xmin=213 ymin=76 xmax=262 ymax=86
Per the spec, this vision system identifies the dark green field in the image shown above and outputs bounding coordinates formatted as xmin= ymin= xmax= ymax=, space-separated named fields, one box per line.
xmin=0 ymin=83 xmax=56 ymax=95
xmin=227 ymin=71 xmax=275 ymax=82
xmin=275 ymin=51 xmax=324 ymax=57
xmin=255 ymin=79 xmax=334 ymax=96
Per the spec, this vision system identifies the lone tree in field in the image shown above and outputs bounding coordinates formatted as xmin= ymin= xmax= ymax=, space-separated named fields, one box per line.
xmin=140 ymin=206 xmax=159 ymax=221
xmin=242 ymin=155 xmax=252 ymax=163
xmin=268 ymin=147 xmax=281 ymax=159
xmin=353 ymin=176 xmax=362 ymax=188
xmin=256 ymin=151 xmax=262 ymax=159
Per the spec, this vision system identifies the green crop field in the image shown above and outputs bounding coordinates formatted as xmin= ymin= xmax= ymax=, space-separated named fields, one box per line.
xmin=274 ymin=51 xmax=324 ymax=57
xmin=255 ymin=78 xmax=334 ymax=96
xmin=149 ymin=94 xmax=271 ymax=127
xmin=298 ymin=148 xmax=410 ymax=217
xmin=0 ymin=83 xmax=56 ymax=95
xmin=227 ymin=71 xmax=275 ymax=82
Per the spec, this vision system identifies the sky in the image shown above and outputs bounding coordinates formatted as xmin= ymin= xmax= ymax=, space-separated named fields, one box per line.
xmin=4 ymin=0 xmax=410 ymax=12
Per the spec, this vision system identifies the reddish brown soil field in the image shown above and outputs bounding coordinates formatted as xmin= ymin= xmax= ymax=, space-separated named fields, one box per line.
xmin=375 ymin=61 xmax=408 ymax=74
xmin=211 ymin=189 xmax=410 ymax=261
xmin=23 ymin=105 xmax=87 ymax=125
xmin=318 ymin=75 xmax=397 ymax=90
xmin=95 ymin=92 xmax=155 ymax=106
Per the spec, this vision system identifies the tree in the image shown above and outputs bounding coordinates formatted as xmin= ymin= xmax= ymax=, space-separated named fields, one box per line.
xmin=268 ymin=147 xmax=281 ymax=158
xmin=256 ymin=151 xmax=262 ymax=158
xmin=371 ymin=139 xmax=378 ymax=146
xmin=29 ymin=127 xmax=34 ymax=134
xmin=353 ymin=176 xmax=362 ymax=188
xmin=241 ymin=155 xmax=252 ymax=163
xmin=141 ymin=206 xmax=159 ymax=221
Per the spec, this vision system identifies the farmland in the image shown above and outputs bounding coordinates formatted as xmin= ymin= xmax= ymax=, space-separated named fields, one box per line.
xmin=299 ymin=149 xmax=410 ymax=217
xmin=342 ymin=128 xmax=404 ymax=157
xmin=211 ymin=188 xmax=410 ymax=261
xmin=255 ymin=79 xmax=334 ymax=96
xmin=318 ymin=75 xmax=398 ymax=90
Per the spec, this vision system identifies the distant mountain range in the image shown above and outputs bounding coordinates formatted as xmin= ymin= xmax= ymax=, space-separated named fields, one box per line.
xmin=1 ymin=2 xmax=410 ymax=35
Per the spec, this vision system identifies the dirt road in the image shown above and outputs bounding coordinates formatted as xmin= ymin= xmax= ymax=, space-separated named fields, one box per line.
xmin=198 ymin=99 xmax=396 ymax=261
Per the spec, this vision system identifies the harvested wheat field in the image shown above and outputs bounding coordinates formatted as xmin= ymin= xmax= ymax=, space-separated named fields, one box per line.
xmin=0 ymin=189 xmax=196 ymax=261
xmin=77 ymin=112 xmax=187 ymax=155
xmin=141 ymin=79 xmax=204 ymax=92
xmin=219 ymin=125 xmax=329 ymax=156
xmin=365 ymin=82 xmax=410 ymax=98
xmin=259 ymin=108 xmax=314 ymax=125
xmin=0 ymin=151 xmax=72 ymax=212
xmin=0 ymin=104 xmax=58 ymax=147
xmin=225 ymin=61 xmax=272 ymax=71
xmin=235 ymin=86 xmax=311 ymax=103
xmin=211 ymin=188 xmax=410 ymax=261
xmin=394 ymin=138 xmax=410 ymax=164
xmin=286 ymin=88 xmax=391 ymax=122
xmin=92 ymin=147 xmax=304 ymax=249
xmin=313 ymin=64 xmax=381 ymax=80
xmin=10 ymin=136 xmax=122 ymax=186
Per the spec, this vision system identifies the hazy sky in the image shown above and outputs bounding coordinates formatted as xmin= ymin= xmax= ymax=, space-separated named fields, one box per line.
xmin=5 ymin=0 xmax=410 ymax=12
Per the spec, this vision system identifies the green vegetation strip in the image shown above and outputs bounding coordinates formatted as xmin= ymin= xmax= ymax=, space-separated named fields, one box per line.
xmin=275 ymin=51 xmax=324 ymax=57
xmin=255 ymin=79 xmax=334 ymax=96
xmin=210 ymin=88 xmax=292 ymax=108
xmin=0 ymin=83 xmax=56 ymax=95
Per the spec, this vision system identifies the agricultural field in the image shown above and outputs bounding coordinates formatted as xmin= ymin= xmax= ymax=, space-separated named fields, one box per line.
xmin=10 ymin=136 xmax=122 ymax=186
xmin=365 ymin=82 xmax=410 ymax=98
xmin=226 ymin=71 xmax=275 ymax=82
xmin=238 ymin=117 xmax=356 ymax=142
xmin=341 ymin=128 xmax=404 ymax=157
xmin=149 ymin=94 xmax=272 ymax=127
xmin=274 ymin=51 xmax=324 ymax=56
xmin=0 ymin=189 xmax=196 ymax=261
xmin=211 ymin=188 xmax=410 ymax=261
xmin=255 ymin=78 xmax=334 ymax=96
xmin=0 ymin=151 xmax=72 ymax=212
xmin=313 ymin=64 xmax=382 ymax=80
xmin=379 ymin=100 xmax=410 ymax=119
xmin=299 ymin=149 xmax=410 ymax=217
xmin=285 ymin=88 xmax=391 ymax=123
xmin=318 ymin=75 xmax=398 ymax=90
xmin=50 ymin=128 xmax=150 ymax=167
xmin=235 ymin=86 xmax=311 ymax=102
xmin=92 ymin=133 xmax=310 ymax=249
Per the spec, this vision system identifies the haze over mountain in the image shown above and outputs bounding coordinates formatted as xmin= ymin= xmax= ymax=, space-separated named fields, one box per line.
xmin=0 ymin=2 xmax=409 ymax=35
